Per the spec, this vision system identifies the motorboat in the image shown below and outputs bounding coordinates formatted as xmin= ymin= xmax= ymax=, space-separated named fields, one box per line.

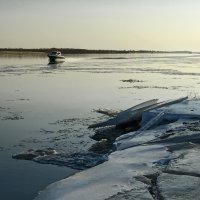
xmin=48 ymin=51 xmax=65 ymax=63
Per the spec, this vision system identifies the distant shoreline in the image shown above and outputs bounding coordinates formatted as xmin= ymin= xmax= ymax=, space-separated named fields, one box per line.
xmin=0 ymin=48 xmax=192 ymax=54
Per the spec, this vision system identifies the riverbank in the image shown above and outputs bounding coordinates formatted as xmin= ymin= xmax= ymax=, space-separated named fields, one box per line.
xmin=0 ymin=48 xmax=192 ymax=55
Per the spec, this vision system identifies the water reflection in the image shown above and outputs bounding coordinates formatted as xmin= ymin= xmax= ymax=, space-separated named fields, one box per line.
xmin=48 ymin=60 xmax=65 ymax=65
xmin=48 ymin=60 xmax=65 ymax=69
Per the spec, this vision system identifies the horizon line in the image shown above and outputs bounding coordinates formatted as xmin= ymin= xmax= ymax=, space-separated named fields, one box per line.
xmin=0 ymin=48 xmax=194 ymax=53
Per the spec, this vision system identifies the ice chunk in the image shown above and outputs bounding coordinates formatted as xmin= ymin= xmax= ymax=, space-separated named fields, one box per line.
xmin=89 ymin=99 xmax=159 ymax=128
xmin=93 ymin=108 xmax=120 ymax=117
xmin=116 ymin=111 xmax=165 ymax=143
xmin=166 ymin=148 xmax=200 ymax=176
xmin=34 ymin=152 xmax=108 ymax=170
xmin=35 ymin=144 xmax=168 ymax=200
xmin=89 ymin=97 xmax=188 ymax=129
xmin=12 ymin=148 xmax=57 ymax=160
xmin=158 ymin=173 xmax=200 ymax=200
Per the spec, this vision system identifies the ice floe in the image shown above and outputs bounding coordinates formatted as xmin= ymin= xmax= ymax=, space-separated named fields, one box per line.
xmin=33 ymin=97 xmax=200 ymax=200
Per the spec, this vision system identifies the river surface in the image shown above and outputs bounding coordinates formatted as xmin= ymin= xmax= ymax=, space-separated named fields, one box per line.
xmin=0 ymin=53 xmax=200 ymax=200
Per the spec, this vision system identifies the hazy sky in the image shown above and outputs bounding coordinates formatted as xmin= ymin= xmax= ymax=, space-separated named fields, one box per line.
xmin=1 ymin=0 xmax=200 ymax=51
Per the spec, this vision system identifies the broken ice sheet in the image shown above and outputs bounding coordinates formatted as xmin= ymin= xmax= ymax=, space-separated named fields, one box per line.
xmin=34 ymin=98 xmax=200 ymax=200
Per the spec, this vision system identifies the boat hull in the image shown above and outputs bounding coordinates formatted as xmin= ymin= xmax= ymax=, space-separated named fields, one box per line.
xmin=48 ymin=55 xmax=65 ymax=63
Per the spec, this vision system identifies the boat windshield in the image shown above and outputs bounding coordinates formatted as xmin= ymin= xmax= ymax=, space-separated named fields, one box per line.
xmin=50 ymin=51 xmax=61 ymax=55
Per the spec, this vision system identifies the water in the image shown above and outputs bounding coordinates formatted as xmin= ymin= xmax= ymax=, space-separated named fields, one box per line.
xmin=0 ymin=52 xmax=200 ymax=200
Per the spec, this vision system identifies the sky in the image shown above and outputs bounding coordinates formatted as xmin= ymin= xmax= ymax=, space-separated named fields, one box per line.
xmin=1 ymin=0 xmax=200 ymax=51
